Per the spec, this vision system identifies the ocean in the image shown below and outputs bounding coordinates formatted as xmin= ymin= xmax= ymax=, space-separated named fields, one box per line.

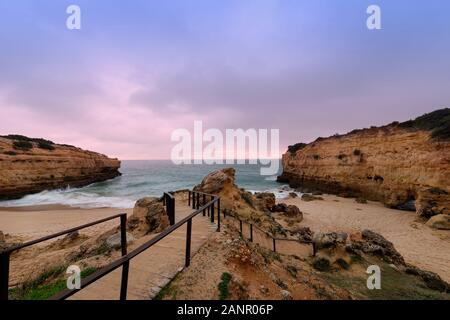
xmin=0 ymin=160 xmax=292 ymax=209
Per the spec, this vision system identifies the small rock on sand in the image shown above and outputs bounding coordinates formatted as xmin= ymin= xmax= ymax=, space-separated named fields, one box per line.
xmin=426 ymin=214 xmax=450 ymax=230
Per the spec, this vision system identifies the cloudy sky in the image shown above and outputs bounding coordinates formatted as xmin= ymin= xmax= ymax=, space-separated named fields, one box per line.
xmin=0 ymin=0 xmax=449 ymax=159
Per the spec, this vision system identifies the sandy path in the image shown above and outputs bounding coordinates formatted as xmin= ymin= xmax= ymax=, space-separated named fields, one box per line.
xmin=281 ymin=195 xmax=450 ymax=283
xmin=0 ymin=205 xmax=132 ymax=241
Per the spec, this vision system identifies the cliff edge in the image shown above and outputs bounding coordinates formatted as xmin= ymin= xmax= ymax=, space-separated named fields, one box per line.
xmin=0 ymin=135 xmax=121 ymax=200
xmin=278 ymin=109 xmax=450 ymax=220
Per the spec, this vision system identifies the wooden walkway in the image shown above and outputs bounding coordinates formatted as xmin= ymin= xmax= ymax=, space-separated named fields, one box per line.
xmin=69 ymin=201 xmax=217 ymax=300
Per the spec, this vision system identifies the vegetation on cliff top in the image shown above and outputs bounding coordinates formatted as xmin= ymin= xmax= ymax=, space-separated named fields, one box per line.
xmin=1 ymin=134 xmax=56 ymax=151
xmin=399 ymin=108 xmax=450 ymax=140
xmin=287 ymin=108 xmax=450 ymax=151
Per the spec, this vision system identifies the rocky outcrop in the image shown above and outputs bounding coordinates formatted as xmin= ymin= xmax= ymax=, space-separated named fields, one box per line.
xmin=127 ymin=197 xmax=170 ymax=236
xmin=278 ymin=109 xmax=450 ymax=220
xmin=195 ymin=168 xmax=287 ymax=235
xmin=0 ymin=135 xmax=121 ymax=199
xmin=311 ymin=229 xmax=449 ymax=292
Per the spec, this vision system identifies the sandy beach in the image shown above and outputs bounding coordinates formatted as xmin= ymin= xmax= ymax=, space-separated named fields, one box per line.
xmin=0 ymin=205 xmax=132 ymax=243
xmin=280 ymin=195 xmax=450 ymax=283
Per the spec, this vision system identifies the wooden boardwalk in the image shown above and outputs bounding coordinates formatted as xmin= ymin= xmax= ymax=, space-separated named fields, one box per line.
xmin=70 ymin=201 xmax=217 ymax=300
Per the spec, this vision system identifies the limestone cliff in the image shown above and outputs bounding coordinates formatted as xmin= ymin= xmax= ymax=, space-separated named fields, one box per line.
xmin=0 ymin=135 xmax=121 ymax=200
xmin=278 ymin=109 xmax=450 ymax=219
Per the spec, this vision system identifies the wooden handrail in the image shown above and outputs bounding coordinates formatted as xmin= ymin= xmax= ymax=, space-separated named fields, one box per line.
xmin=50 ymin=191 xmax=220 ymax=300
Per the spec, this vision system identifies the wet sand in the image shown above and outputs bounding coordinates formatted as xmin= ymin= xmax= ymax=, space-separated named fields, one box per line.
xmin=281 ymin=195 xmax=450 ymax=283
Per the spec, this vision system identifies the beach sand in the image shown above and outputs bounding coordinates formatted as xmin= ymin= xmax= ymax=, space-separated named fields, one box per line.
xmin=280 ymin=195 xmax=450 ymax=283
xmin=0 ymin=205 xmax=132 ymax=242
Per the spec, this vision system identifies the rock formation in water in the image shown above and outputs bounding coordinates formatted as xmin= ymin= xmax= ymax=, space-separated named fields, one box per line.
xmin=278 ymin=109 xmax=450 ymax=221
xmin=0 ymin=135 xmax=121 ymax=200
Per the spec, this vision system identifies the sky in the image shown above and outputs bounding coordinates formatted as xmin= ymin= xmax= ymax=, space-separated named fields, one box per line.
xmin=0 ymin=0 xmax=449 ymax=159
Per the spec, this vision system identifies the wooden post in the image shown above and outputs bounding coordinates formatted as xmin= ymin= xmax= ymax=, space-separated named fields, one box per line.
xmin=188 ymin=191 xmax=191 ymax=206
xmin=203 ymin=194 xmax=206 ymax=216
xmin=192 ymin=192 xmax=196 ymax=209
xmin=239 ymin=220 xmax=243 ymax=235
xmin=120 ymin=214 xmax=129 ymax=300
xmin=217 ymin=199 xmax=221 ymax=232
xmin=197 ymin=193 xmax=200 ymax=210
xmin=273 ymin=238 xmax=276 ymax=252
xmin=250 ymin=224 xmax=253 ymax=242
xmin=0 ymin=252 xmax=10 ymax=301
xmin=185 ymin=219 xmax=192 ymax=267
xmin=211 ymin=202 xmax=215 ymax=223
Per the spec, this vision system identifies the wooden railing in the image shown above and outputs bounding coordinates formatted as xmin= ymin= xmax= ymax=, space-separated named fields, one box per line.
xmin=0 ymin=213 xmax=128 ymax=301
xmin=189 ymin=190 xmax=314 ymax=256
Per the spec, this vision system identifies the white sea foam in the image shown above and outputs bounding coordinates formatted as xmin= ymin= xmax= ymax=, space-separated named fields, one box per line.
xmin=0 ymin=188 xmax=135 ymax=209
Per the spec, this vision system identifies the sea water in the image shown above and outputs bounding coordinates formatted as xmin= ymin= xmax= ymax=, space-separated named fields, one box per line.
xmin=0 ymin=160 xmax=294 ymax=209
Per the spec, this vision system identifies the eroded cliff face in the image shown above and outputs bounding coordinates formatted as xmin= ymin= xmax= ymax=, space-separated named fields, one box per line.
xmin=0 ymin=136 xmax=121 ymax=200
xmin=278 ymin=110 xmax=450 ymax=219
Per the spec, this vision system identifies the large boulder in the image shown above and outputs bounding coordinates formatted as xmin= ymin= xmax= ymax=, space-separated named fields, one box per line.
xmin=0 ymin=231 xmax=5 ymax=243
xmin=416 ymin=188 xmax=450 ymax=219
xmin=194 ymin=168 xmax=237 ymax=194
xmin=195 ymin=168 xmax=285 ymax=235
xmin=129 ymin=197 xmax=169 ymax=236
xmin=348 ymin=230 xmax=405 ymax=266
xmin=426 ymin=214 xmax=450 ymax=230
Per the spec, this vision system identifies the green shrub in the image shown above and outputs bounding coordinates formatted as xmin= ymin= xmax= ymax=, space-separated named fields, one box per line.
xmin=38 ymin=141 xmax=55 ymax=150
xmin=353 ymin=149 xmax=361 ymax=156
xmin=9 ymin=266 xmax=97 ymax=300
xmin=1 ymin=134 xmax=54 ymax=144
xmin=288 ymin=143 xmax=307 ymax=155
xmin=218 ymin=272 xmax=232 ymax=300
xmin=4 ymin=151 xmax=17 ymax=156
xmin=13 ymin=141 xmax=33 ymax=151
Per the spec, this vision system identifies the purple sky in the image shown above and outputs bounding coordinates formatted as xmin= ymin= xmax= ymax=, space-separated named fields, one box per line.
xmin=1 ymin=0 xmax=449 ymax=159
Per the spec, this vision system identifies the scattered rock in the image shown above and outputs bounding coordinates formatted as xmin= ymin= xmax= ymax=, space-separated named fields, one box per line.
xmin=255 ymin=193 xmax=276 ymax=211
xmin=405 ymin=265 xmax=449 ymax=292
xmin=285 ymin=205 xmax=302 ymax=218
xmin=291 ymin=227 xmax=313 ymax=242
xmin=348 ymin=230 xmax=405 ymax=266
xmin=0 ymin=231 xmax=5 ymax=243
xmin=426 ymin=214 xmax=450 ymax=230
xmin=313 ymin=257 xmax=331 ymax=271
xmin=336 ymin=258 xmax=350 ymax=270
xmin=313 ymin=232 xmax=348 ymax=250
xmin=259 ymin=285 xmax=269 ymax=295
xmin=355 ymin=197 xmax=367 ymax=204
xmin=271 ymin=203 xmax=288 ymax=213
xmin=301 ymin=194 xmax=324 ymax=202
xmin=289 ymin=192 xmax=298 ymax=198
xmin=106 ymin=232 xmax=135 ymax=249
xmin=280 ymin=290 xmax=293 ymax=300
